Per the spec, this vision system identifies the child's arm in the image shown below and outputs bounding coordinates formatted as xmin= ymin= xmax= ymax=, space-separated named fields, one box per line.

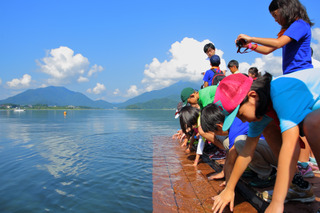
xmin=198 ymin=125 xmax=225 ymax=150
xmin=236 ymin=34 xmax=292 ymax=55
xmin=265 ymin=126 xmax=300 ymax=213
xmin=212 ymin=136 xmax=260 ymax=213
xmin=194 ymin=136 xmax=206 ymax=166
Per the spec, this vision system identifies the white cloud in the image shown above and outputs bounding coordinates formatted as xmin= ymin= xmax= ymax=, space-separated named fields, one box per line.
xmin=126 ymin=85 xmax=139 ymax=97
xmin=88 ymin=64 xmax=104 ymax=77
xmin=77 ymin=76 xmax=89 ymax=83
xmin=0 ymin=78 xmax=2 ymax=85
xmin=141 ymin=37 xmax=226 ymax=92
xmin=7 ymin=74 xmax=32 ymax=88
xmin=37 ymin=46 xmax=90 ymax=84
xmin=113 ymin=88 xmax=120 ymax=95
xmin=87 ymin=83 xmax=106 ymax=94
xmin=311 ymin=28 xmax=320 ymax=61
xmin=238 ymin=53 xmax=283 ymax=77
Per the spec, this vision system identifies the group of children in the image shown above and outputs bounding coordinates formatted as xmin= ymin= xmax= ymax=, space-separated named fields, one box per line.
xmin=172 ymin=0 xmax=320 ymax=212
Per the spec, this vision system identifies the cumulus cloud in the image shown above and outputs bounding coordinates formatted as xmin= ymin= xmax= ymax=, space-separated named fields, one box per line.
xmin=141 ymin=37 xmax=226 ymax=92
xmin=238 ymin=53 xmax=283 ymax=77
xmin=88 ymin=64 xmax=104 ymax=77
xmin=311 ymin=28 xmax=320 ymax=61
xmin=37 ymin=46 xmax=90 ymax=84
xmin=87 ymin=83 xmax=106 ymax=94
xmin=113 ymin=88 xmax=120 ymax=95
xmin=7 ymin=74 xmax=32 ymax=88
xmin=77 ymin=76 xmax=89 ymax=83
xmin=126 ymin=85 xmax=139 ymax=97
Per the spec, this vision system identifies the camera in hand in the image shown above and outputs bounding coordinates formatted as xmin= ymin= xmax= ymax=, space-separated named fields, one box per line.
xmin=236 ymin=39 xmax=248 ymax=48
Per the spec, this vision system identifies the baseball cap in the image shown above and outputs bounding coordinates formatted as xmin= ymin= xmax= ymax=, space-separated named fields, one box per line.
xmin=210 ymin=55 xmax=221 ymax=66
xmin=213 ymin=74 xmax=253 ymax=131
xmin=181 ymin=87 xmax=195 ymax=104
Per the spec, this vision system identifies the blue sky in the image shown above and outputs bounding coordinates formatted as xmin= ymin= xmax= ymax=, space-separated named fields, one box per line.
xmin=1 ymin=0 xmax=320 ymax=103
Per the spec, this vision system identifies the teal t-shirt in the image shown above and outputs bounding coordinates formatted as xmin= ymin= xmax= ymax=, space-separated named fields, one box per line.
xmin=271 ymin=68 xmax=320 ymax=133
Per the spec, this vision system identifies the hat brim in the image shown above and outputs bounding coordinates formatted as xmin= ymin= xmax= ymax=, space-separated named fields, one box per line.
xmin=222 ymin=105 xmax=240 ymax=131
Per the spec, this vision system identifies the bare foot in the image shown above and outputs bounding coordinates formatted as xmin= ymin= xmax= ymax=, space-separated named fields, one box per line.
xmin=208 ymin=171 xmax=225 ymax=181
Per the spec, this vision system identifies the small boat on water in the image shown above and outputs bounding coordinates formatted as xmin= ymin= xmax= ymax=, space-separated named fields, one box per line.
xmin=13 ymin=108 xmax=26 ymax=112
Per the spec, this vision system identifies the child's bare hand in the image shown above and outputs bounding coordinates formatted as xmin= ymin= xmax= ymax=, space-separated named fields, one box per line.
xmin=212 ymin=188 xmax=234 ymax=213
xmin=236 ymin=34 xmax=252 ymax=45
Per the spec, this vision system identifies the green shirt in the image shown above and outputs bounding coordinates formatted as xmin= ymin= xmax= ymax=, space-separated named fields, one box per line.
xmin=198 ymin=85 xmax=217 ymax=109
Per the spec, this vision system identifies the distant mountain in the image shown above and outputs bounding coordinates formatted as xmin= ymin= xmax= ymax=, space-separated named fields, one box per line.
xmin=125 ymin=97 xmax=179 ymax=109
xmin=0 ymin=81 xmax=202 ymax=109
xmin=0 ymin=86 xmax=114 ymax=109
xmin=116 ymin=81 xmax=201 ymax=108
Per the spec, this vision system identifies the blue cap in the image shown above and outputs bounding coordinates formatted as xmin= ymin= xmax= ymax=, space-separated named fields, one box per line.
xmin=210 ymin=55 xmax=220 ymax=67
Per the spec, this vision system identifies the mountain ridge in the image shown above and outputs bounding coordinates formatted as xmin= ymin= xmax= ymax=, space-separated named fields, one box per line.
xmin=0 ymin=81 xmax=202 ymax=109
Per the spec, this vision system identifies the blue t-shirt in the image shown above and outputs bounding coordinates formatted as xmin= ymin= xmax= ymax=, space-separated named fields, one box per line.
xmin=203 ymin=69 xmax=214 ymax=86
xmin=248 ymin=68 xmax=320 ymax=136
xmin=228 ymin=117 xmax=248 ymax=149
xmin=271 ymin=68 xmax=320 ymax=133
xmin=282 ymin=19 xmax=313 ymax=74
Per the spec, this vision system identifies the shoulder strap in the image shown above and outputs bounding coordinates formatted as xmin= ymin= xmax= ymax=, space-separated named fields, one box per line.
xmin=211 ymin=67 xmax=221 ymax=73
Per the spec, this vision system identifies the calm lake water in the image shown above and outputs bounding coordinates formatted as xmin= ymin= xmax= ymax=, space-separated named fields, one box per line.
xmin=0 ymin=110 xmax=178 ymax=213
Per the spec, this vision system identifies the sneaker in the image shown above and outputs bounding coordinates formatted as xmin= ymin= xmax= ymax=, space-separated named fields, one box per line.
xmin=257 ymin=182 xmax=315 ymax=203
xmin=298 ymin=162 xmax=315 ymax=178
xmin=309 ymin=162 xmax=320 ymax=174
xmin=286 ymin=182 xmax=315 ymax=203
xmin=292 ymin=173 xmax=310 ymax=188
xmin=209 ymin=149 xmax=226 ymax=160
xmin=309 ymin=157 xmax=317 ymax=166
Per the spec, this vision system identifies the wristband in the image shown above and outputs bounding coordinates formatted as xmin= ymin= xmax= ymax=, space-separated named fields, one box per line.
xmin=252 ymin=44 xmax=258 ymax=50
xmin=247 ymin=42 xmax=252 ymax=49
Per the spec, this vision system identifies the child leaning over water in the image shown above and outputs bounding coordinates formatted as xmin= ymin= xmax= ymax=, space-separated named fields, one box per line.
xmin=210 ymin=72 xmax=320 ymax=213
xmin=180 ymin=86 xmax=227 ymax=165
xmin=201 ymin=103 xmax=277 ymax=188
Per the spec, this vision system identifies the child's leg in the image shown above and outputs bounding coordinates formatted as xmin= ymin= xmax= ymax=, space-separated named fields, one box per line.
xmin=236 ymin=137 xmax=277 ymax=180
xmin=298 ymin=137 xmax=311 ymax=162
xmin=262 ymin=120 xmax=282 ymax=159
xmin=303 ymin=109 xmax=320 ymax=169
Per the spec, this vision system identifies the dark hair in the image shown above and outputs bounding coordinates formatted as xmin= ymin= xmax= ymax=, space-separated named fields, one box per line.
xmin=269 ymin=0 xmax=314 ymax=29
xmin=248 ymin=67 xmax=259 ymax=78
xmin=228 ymin=60 xmax=239 ymax=68
xmin=240 ymin=73 xmax=273 ymax=119
xmin=179 ymin=106 xmax=200 ymax=134
xmin=204 ymin=43 xmax=215 ymax=53
xmin=200 ymin=103 xmax=225 ymax=133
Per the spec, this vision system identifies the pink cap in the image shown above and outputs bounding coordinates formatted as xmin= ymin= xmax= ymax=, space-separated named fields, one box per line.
xmin=213 ymin=73 xmax=253 ymax=130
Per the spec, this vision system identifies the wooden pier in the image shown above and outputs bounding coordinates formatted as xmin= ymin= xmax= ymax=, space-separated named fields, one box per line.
xmin=153 ymin=136 xmax=320 ymax=213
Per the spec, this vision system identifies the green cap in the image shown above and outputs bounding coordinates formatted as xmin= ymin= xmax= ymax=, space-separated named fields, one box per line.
xmin=180 ymin=87 xmax=195 ymax=104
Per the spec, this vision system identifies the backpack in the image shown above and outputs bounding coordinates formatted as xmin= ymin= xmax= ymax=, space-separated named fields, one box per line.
xmin=211 ymin=68 xmax=226 ymax=85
